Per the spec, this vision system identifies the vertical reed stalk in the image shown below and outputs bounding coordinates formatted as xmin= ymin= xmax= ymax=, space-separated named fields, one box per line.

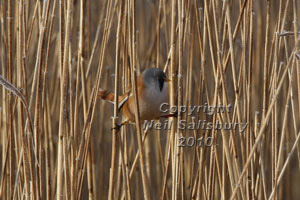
xmin=1 ymin=1 xmax=300 ymax=199
xmin=56 ymin=0 xmax=73 ymax=199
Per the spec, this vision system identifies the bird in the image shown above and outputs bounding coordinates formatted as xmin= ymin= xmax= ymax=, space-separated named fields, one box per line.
xmin=98 ymin=67 xmax=176 ymax=130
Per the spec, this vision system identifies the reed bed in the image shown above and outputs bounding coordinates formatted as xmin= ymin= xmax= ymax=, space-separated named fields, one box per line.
xmin=0 ymin=0 xmax=300 ymax=199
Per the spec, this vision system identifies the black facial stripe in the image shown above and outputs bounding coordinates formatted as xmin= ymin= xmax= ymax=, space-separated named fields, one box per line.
xmin=158 ymin=78 xmax=164 ymax=91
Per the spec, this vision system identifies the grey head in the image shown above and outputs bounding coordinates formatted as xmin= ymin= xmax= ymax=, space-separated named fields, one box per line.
xmin=142 ymin=68 xmax=167 ymax=91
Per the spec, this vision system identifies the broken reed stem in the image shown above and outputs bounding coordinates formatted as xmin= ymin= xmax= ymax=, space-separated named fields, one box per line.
xmin=0 ymin=75 xmax=34 ymax=199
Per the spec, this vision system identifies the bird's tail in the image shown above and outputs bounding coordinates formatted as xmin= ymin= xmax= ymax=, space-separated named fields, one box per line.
xmin=98 ymin=89 xmax=114 ymax=103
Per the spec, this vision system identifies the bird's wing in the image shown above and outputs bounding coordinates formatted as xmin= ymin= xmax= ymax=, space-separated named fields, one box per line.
xmin=118 ymin=75 xmax=144 ymax=112
xmin=118 ymin=91 xmax=132 ymax=112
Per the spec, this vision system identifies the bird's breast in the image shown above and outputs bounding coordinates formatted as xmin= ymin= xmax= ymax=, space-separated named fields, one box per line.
xmin=137 ymin=82 xmax=169 ymax=120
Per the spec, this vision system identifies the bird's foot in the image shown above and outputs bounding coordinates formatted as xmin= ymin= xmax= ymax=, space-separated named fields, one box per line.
xmin=111 ymin=121 xmax=128 ymax=132
xmin=160 ymin=111 xmax=178 ymax=118
xmin=111 ymin=123 xmax=122 ymax=132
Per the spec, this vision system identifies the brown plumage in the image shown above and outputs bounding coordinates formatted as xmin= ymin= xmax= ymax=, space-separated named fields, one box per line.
xmin=98 ymin=68 xmax=173 ymax=128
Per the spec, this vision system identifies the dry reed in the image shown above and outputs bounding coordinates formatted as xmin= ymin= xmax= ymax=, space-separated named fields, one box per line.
xmin=0 ymin=0 xmax=300 ymax=199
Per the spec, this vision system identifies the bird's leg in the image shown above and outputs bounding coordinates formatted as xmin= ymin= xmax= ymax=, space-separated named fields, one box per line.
xmin=160 ymin=111 xmax=178 ymax=118
xmin=112 ymin=120 xmax=129 ymax=132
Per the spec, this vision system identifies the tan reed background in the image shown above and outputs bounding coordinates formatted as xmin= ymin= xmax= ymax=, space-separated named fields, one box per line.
xmin=0 ymin=0 xmax=300 ymax=199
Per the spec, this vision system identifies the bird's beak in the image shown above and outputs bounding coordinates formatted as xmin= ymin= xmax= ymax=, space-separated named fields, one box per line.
xmin=165 ymin=77 xmax=171 ymax=82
